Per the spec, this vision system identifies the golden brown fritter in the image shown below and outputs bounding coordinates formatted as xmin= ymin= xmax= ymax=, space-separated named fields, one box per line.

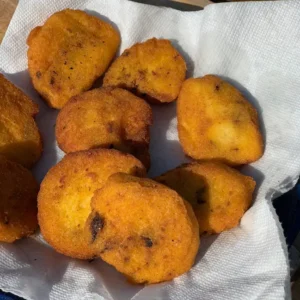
xmin=0 ymin=74 xmax=38 ymax=116
xmin=27 ymin=9 xmax=120 ymax=109
xmin=103 ymin=38 xmax=186 ymax=103
xmin=87 ymin=173 xmax=199 ymax=284
xmin=0 ymin=155 xmax=39 ymax=243
xmin=38 ymin=149 xmax=146 ymax=259
xmin=0 ymin=74 xmax=42 ymax=168
xmin=156 ymin=162 xmax=256 ymax=235
xmin=177 ymin=75 xmax=263 ymax=165
xmin=56 ymin=88 xmax=152 ymax=169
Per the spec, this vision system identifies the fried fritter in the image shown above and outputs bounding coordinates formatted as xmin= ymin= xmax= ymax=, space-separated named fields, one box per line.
xmin=0 ymin=74 xmax=42 ymax=168
xmin=38 ymin=149 xmax=146 ymax=259
xmin=0 ymin=74 xmax=38 ymax=116
xmin=27 ymin=9 xmax=120 ymax=109
xmin=156 ymin=162 xmax=256 ymax=235
xmin=0 ymin=156 xmax=39 ymax=243
xmin=177 ymin=75 xmax=263 ymax=165
xmin=56 ymin=88 xmax=152 ymax=169
xmin=103 ymin=38 xmax=186 ymax=103
xmin=87 ymin=173 xmax=199 ymax=284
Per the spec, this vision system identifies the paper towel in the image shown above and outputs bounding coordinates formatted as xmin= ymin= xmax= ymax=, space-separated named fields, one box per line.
xmin=1 ymin=0 xmax=300 ymax=299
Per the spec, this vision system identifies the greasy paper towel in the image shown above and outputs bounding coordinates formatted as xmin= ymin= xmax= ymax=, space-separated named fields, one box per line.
xmin=0 ymin=0 xmax=299 ymax=299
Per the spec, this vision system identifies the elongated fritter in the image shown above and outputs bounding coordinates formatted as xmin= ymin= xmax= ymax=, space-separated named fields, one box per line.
xmin=27 ymin=9 xmax=120 ymax=109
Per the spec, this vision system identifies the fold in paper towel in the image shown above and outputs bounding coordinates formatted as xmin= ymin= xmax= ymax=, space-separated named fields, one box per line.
xmin=1 ymin=0 xmax=300 ymax=299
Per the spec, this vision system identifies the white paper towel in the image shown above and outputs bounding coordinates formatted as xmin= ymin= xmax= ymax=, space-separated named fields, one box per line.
xmin=1 ymin=0 xmax=300 ymax=299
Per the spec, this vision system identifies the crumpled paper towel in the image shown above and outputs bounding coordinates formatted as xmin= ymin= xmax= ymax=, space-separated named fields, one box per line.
xmin=0 ymin=0 xmax=300 ymax=299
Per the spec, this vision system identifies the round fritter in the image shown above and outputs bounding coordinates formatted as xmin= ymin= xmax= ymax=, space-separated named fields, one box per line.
xmin=38 ymin=149 xmax=146 ymax=259
xmin=87 ymin=173 xmax=199 ymax=284
xmin=103 ymin=38 xmax=186 ymax=103
xmin=0 ymin=156 xmax=39 ymax=243
xmin=56 ymin=88 xmax=152 ymax=169
xmin=0 ymin=74 xmax=42 ymax=168
xmin=177 ymin=75 xmax=263 ymax=165
xmin=156 ymin=162 xmax=256 ymax=235
xmin=27 ymin=9 xmax=120 ymax=109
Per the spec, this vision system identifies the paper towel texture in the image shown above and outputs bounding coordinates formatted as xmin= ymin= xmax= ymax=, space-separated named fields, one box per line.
xmin=1 ymin=0 xmax=300 ymax=299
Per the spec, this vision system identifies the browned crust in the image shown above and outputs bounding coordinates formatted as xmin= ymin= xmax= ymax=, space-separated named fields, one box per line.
xmin=177 ymin=75 xmax=264 ymax=165
xmin=27 ymin=9 xmax=121 ymax=109
xmin=38 ymin=148 xmax=146 ymax=259
xmin=56 ymin=87 xmax=152 ymax=169
xmin=0 ymin=156 xmax=39 ymax=243
xmin=156 ymin=161 xmax=256 ymax=235
xmin=103 ymin=38 xmax=186 ymax=103
xmin=0 ymin=74 xmax=42 ymax=168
